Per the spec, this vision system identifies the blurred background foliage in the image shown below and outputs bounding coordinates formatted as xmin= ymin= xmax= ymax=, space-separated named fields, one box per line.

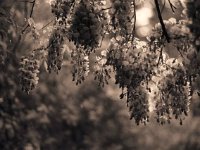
xmin=0 ymin=0 xmax=200 ymax=150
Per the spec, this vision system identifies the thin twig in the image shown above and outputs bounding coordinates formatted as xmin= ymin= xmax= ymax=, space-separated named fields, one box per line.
xmin=177 ymin=48 xmax=184 ymax=57
xmin=21 ymin=24 xmax=29 ymax=33
xmin=168 ymin=0 xmax=176 ymax=13
xmin=40 ymin=19 xmax=54 ymax=30
xmin=101 ymin=6 xmax=112 ymax=11
xmin=30 ymin=0 xmax=36 ymax=17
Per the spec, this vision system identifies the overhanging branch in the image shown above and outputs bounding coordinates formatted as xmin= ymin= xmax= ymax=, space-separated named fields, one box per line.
xmin=154 ymin=0 xmax=170 ymax=43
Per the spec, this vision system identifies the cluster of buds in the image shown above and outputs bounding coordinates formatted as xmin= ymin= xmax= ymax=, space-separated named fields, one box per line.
xmin=67 ymin=0 xmax=107 ymax=54
xmin=94 ymin=50 xmax=111 ymax=87
xmin=47 ymin=29 xmax=64 ymax=73
xmin=51 ymin=0 xmax=75 ymax=25
xmin=109 ymin=0 xmax=136 ymax=41
xmin=27 ymin=18 xmax=40 ymax=40
xmin=19 ymin=56 xmax=40 ymax=94
xmin=71 ymin=47 xmax=90 ymax=85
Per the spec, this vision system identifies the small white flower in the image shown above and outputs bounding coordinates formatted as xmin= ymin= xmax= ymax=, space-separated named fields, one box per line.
xmin=99 ymin=58 xmax=107 ymax=66
xmin=84 ymin=56 xmax=89 ymax=60
xmin=168 ymin=18 xmax=176 ymax=24
xmin=101 ymin=0 xmax=106 ymax=5
xmin=96 ymin=56 xmax=101 ymax=61
xmin=101 ymin=50 xmax=107 ymax=57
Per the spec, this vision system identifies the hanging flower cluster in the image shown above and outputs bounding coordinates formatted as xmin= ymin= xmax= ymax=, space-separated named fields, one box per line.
xmin=109 ymin=0 xmax=136 ymax=41
xmin=127 ymin=86 xmax=149 ymax=125
xmin=107 ymin=38 xmax=158 ymax=89
xmin=47 ymin=29 xmax=64 ymax=73
xmin=19 ymin=54 xmax=40 ymax=94
xmin=154 ymin=62 xmax=191 ymax=125
xmin=51 ymin=0 xmax=75 ymax=25
xmin=67 ymin=0 xmax=107 ymax=54
xmin=106 ymin=38 xmax=158 ymax=125
xmin=71 ymin=47 xmax=90 ymax=85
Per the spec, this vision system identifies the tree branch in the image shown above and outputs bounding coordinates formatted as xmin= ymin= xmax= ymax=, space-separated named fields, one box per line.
xmin=154 ymin=0 xmax=170 ymax=43
xmin=131 ymin=0 xmax=136 ymax=43
xmin=29 ymin=0 xmax=36 ymax=17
